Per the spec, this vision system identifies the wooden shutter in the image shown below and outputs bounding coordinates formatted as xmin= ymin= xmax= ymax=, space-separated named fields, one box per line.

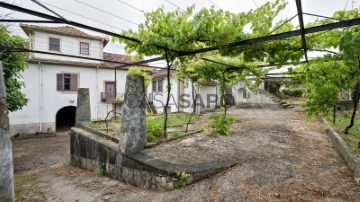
xmin=57 ymin=73 xmax=64 ymax=91
xmin=70 ymin=74 xmax=78 ymax=91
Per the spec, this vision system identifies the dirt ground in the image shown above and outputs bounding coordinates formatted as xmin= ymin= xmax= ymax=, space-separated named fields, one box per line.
xmin=13 ymin=108 xmax=360 ymax=202
xmin=12 ymin=132 xmax=70 ymax=173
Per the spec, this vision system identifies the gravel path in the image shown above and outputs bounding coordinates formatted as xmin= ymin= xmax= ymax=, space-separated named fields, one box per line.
xmin=13 ymin=108 xmax=360 ymax=202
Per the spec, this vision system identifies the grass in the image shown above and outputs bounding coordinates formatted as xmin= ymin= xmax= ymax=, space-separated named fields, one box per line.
xmin=14 ymin=172 xmax=37 ymax=201
xmin=86 ymin=113 xmax=201 ymax=143
xmin=169 ymin=130 xmax=185 ymax=137
xmin=147 ymin=113 xmax=200 ymax=128
xmin=325 ymin=111 xmax=360 ymax=159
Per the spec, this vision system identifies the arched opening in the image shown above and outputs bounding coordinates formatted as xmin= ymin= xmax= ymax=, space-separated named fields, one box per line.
xmin=56 ymin=106 xmax=76 ymax=132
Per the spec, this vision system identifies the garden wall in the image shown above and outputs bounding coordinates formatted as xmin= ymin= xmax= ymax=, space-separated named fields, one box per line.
xmin=70 ymin=127 xmax=238 ymax=190
xmin=321 ymin=118 xmax=360 ymax=184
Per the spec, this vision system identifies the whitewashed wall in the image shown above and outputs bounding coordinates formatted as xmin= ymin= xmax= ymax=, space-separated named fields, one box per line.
xmin=149 ymin=77 xmax=179 ymax=114
xmin=31 ymin=31 xmax=103 ymax=63
xmin=232 ymin=81 xmax=277 ymax=106
xmin=9 ymin=63 xmax=127 ymax=135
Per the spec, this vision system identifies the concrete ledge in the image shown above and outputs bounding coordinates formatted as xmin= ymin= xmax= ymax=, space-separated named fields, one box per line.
xmin=320 ymin=117 xmax=360 ymax=184
xmin=77 ymin=123 xmax=202 ymax=149
xmin=70 ymin=127 xmax=238 ymax=190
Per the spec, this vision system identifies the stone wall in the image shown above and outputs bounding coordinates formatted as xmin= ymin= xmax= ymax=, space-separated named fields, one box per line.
xmin=70 ymin=127 xmax=238 ymax=190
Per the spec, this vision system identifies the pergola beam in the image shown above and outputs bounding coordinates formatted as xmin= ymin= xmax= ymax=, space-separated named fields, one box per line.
xmin=295 ymin=0 xmax=308 ymax=62
xmin=0 ymin=19 xmax=60 ymax=23
xmin=0 ymin=1 xmax=141 ymax=43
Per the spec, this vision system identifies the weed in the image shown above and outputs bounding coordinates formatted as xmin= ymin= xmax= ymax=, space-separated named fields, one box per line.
xmin=208 ymin=108 xmax=235 ymax=137
xmin=14 ymin=173 xmax=37 ymax=200
xmin=95 ymin=167 xmax=105 ymax=176
xmin=176 ymin=172 xmax=190 ymax=187
xmin=88 ymin=121 xmax=98 ymax=128
xmin=170 ymin=130 xmax=185 ymax=137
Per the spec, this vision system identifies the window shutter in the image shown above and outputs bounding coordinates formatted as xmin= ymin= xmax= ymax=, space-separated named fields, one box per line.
xmin=57 ymin=73 xmax=63 ymax=91
xmin=70 ymin=74 xmax=78 ymax=91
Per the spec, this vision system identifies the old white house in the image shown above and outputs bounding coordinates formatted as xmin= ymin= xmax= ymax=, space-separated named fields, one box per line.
xmin=9 ymin=25 xmax=133 ymax=136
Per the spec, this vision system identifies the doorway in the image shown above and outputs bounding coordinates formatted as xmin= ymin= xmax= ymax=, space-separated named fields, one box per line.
xmin=56 ymin=106 xmax=76 ymax=132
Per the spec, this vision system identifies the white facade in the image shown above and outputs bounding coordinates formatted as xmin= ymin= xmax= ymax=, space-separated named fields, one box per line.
xmin=30 ymin=31 xmax=103 ymax=63
xmin=8 ymin=25 xmax=129 ymax=136
xmin=9 ymin=63 xmax=128 ymax=135
xmin=148 ymin=75 xmax=220 ymax=114
xmin=148 ymin=77 xmax=180 ymax=114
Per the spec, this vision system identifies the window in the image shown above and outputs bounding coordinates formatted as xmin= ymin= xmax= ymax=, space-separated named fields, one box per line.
xmin=64 ymin=74 xmax=71 ymax=90
xmin=152 ymin=80 xmax=163 ymax=92
xmin=80 ymin=42 xmax=89 ymax=55
xmin=57 ymin=73 xmax=78 ymax=92
xmin=152 ymin=81 xmax=157 ymax=92
xmin=157 ymin=80 xmax=163 ymax=92
xmin=49 ymin=37 xmax=60 ymax=51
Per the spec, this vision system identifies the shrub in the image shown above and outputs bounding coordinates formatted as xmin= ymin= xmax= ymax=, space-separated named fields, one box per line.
xmin=146 ymin=121 xmax=164 ymax=142
xmin=208 ymin=109 xmax=235 ymax=137
xmin=282 ymin=88 xmax=303 ymax=97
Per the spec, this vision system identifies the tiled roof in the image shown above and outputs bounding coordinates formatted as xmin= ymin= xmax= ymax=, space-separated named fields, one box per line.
xmin=103 ymin=52 xmax=134 ymax=67
xmin=20 ymin=24 xmax=108 ymax=44
xmin=26 ymin=52 xmax=141 ymax=70
xmin=151 ymin=68 xmax=177 ymax=78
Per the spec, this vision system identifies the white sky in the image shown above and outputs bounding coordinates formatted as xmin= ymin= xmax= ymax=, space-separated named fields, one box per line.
xmin=0 ymin=0 xmax=359 ymax=66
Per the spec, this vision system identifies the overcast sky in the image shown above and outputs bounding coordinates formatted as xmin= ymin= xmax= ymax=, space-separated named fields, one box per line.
xmin=0 ymin=0 xmax=359 ymax=66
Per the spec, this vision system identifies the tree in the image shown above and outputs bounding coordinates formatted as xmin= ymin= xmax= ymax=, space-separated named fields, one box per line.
xmin=178 ymin=55 xmax=266 ymax=136
xmin=113 ymin=0 xmax=300 ymax=137
xmin=292 ymin=9 xmax=360 ymax=133
xmin=0 ymin=25 xmax=29 ymax=112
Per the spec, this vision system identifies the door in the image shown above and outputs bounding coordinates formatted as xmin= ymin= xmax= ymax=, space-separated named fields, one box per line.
xmin=105 ymin=82 xmax=116 ymax=102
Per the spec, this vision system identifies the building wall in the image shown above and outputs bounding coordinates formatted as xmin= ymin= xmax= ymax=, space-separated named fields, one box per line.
xmin=233 ymin=81 xmax=277 ymax=106
xmin=31 ymin=31 xmax=103 ymax=63
xmin=9 ymin=63 xmax=127 ymax=135
xmin=148 ymin=77 xmax=179 ymax=114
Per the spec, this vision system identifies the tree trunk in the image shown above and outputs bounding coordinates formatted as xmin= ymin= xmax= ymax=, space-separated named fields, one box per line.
xmin=345 ymin=81 xmax=360 ymax=134
xmin=185 ymin=81 xmax=196 ymax=132
xmin=163 ymin=51 xmax=172 ymax=138
xmin=222 ymin=72 xmax=227 ymax=116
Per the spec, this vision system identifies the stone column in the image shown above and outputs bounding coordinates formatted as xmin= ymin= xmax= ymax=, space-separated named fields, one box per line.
xmin=0 ymin=62 xmax=15 ymax=202
xmin=119 ymin=75 xmax=146 ymax=154
xmin=75 ymin=88 xmax=91 ymax=124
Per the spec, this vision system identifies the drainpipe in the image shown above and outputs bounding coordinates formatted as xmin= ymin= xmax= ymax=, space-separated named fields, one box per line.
xmin=39 ymin=62 xmax=42 ymax=133
xmin=95 ymin=66 xmax=99 ymax=120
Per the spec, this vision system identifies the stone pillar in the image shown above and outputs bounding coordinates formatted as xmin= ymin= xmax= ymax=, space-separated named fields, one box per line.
xmin=0 ymin=62 xmax=15 ymax=202
xmin=75 ymin=88 xmax=91 ymax=124
xmin=119 ymin=75 xmax=146 ymax=154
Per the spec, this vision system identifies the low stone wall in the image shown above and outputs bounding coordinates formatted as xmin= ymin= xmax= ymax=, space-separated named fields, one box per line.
xmin=321 ymin=118 xmax=360 ymax=184
xmin=70 ymin=127 xmax=238 ymax=190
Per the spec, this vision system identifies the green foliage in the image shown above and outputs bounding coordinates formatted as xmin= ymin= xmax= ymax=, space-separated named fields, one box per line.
xmin=208 ymin=108 xmax=235 ymax=137
xmin=115 ymin=128 xmax=120 ymax=137
xmin=293 ymin=9 xmax=360 ymax=116
xmin=95 ymin=167 xmax=105 ymax=176
xmin=87 ymin=121 xmax=99 ymax=128
xmin=293 ymin=58 xmax=359 ymax=116
xmin=128 ymin=67 xmax=151 ymax=87
xmin=175 ymin=172 xmax=190 ymax=187
xmin=282 ymin=88 xmax=303 ymax=97
xmin=146 ymin=120 xmax=164 ymax=142
xmin=146 ymin=113 xmax=200 ymax=142
xmin=0 ymin=25 xmax=29 ymax=111
xmin=170 ymin=130 xmax=185 ymax=137
xmin=325 ymin=112 xmax=360 ymax=159
xmin=113 ymin=94 xmax=124 ymax=103
xmin=149 ymin=113 xmax=200 ymax=127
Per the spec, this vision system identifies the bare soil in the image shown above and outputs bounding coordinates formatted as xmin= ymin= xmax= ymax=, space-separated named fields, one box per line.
xmin=13 ymin=108 xmax=360 ymax=202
